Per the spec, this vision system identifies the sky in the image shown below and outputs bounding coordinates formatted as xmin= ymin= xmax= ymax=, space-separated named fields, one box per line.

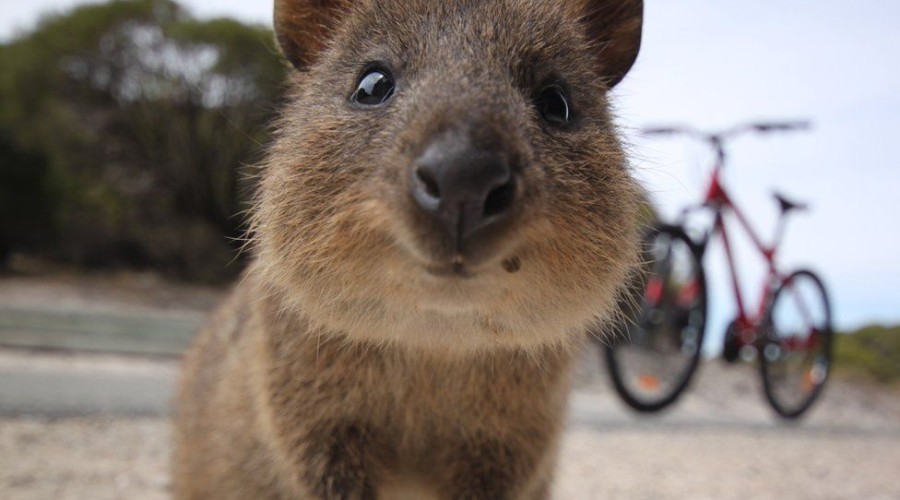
xmin=3 ymin=0 xmax=899 ymax=353
xmin=613 ymin=1 xmax=900 ymax=352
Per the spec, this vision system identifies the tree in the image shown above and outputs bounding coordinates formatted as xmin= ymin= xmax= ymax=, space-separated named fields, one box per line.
xmin=0 ymin=0 xmax=287 ymax=281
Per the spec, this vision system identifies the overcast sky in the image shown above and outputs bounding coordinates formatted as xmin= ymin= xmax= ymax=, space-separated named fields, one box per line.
xmin=615 ymin=1 xmax=900 ymax=351
xmin=3 ymin=0 xmax=899 ymax=351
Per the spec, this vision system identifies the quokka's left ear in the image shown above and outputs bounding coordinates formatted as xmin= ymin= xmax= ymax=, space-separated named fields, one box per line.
xmin=570 ymin=0 xmax=643 ymax=88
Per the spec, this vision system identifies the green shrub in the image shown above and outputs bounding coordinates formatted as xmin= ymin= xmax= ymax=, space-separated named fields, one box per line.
xmin=0 ymin=0 xmax=287 ymax=282
xmin=834 ymin=325 xmax=900 ymax=385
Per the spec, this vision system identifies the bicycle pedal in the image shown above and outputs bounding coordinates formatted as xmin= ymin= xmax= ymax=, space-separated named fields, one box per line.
xmin=722 ymin=320 xmax=741 ymax=363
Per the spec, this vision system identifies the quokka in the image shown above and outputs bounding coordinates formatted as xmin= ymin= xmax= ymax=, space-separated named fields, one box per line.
xmin=174 ymin=0 xmax=643 ymax=498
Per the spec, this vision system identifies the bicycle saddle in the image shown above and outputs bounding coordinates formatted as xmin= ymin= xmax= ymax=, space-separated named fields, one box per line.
xmin=773 ymin=192 xmax=808 ymax=213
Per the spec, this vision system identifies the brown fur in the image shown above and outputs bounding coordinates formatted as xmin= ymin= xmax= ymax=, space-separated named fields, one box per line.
xmin=174 ymin=0 xmax=643 ymax=498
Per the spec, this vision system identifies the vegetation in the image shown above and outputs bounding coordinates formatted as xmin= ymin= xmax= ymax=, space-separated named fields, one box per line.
xmin=0 ymin=0 xmax=287 ymax=282
xmin=834 ymin=324 xmax=900 ymax=385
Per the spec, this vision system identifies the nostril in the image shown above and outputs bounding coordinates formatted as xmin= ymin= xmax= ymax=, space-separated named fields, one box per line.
xmin=415 ymin=167 xmax=441 ymax=200
xmin=483 ymin=178 xmax=516 ymax=218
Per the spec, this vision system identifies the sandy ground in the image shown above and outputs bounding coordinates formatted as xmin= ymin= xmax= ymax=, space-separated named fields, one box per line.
xmin=3 ymin=412 xmax=899 ymax=500
xmin=1 ymin=348 xmax=898 ymax=500
xmin=1 ymin=275 xmax=899 ymax=499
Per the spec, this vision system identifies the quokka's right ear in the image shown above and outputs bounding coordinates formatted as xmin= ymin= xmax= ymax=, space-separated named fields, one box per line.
xmin=274 ymin=0 xmax=351 ymax=69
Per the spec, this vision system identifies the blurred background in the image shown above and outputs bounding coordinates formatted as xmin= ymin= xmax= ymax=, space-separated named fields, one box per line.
xmin=3 ymin=0 xmax=899 ymax=336
xmin=0 ymin=0 xmax=285 ymax=282
xmin=0 ymin=1 xmax=898 ymax=499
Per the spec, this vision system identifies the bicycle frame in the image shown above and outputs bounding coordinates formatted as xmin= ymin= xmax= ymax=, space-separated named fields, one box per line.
xmin=644 ymin=120 xmax=822 ymax=352
xmin=606 ymin=121 xmax=832 ymax=419
xmin=698 ymin=164 xmax=784 ymax=344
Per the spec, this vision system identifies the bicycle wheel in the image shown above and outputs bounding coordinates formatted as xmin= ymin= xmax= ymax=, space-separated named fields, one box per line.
xmin=604 ymin=224 xmax=707 ymax=412
xmin=760 ymin=269 xmax=833 ymax=419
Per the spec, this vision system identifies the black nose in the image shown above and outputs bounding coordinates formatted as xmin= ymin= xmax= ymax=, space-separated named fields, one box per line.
xmin=411 ymin=133 xmax=517 ymax=249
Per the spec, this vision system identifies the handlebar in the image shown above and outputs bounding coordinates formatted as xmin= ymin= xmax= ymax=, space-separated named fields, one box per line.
xmin=641 ymin=127 xmax=684 ymax=136
xmin=748 ymin=121 xmax=811 ymax=133
xmin=640 ymin=120 xmax=811 ymax=166
xmin=641 ymin=121 xmax=811 ymax=140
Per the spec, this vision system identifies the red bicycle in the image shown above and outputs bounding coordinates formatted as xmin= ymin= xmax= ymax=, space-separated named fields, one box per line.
xmin=604 ymin=122 xmax=833 ymax=419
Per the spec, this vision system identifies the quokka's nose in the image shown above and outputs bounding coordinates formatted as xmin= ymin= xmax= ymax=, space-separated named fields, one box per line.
xmin=411 ymin=134 xmax=517 ymax=248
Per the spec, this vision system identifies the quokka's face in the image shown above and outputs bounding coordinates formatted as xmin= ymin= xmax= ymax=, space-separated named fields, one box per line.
xmin=255 ymin=0 xmax=644 ymax=349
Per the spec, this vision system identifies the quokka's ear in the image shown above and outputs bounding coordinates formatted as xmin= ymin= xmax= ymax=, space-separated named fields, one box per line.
xmin=274 ymin=0 xmax=351 ymax=69
xmin=573 ymin=0 xmax=643 ymax=88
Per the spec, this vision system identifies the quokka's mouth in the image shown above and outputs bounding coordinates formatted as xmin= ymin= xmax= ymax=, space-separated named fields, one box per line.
xmin=422 ymin=253 xmax=522 ymax=278
xmin=423 ymin=255 xmax=474 ymax=278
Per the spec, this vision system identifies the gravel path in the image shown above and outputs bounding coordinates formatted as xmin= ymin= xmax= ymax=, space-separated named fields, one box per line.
xmin=555 ymin=424 xmax=900 ymax=500
xmin=1 ymin=417 xmax=170 ymax=500
xmin=0 ymin=348 xmax=898 ymax=499
xmin=1 ymin=276 xmax=898 ymax=499
xmin=3 ymin=413 xmax=898 ymax=500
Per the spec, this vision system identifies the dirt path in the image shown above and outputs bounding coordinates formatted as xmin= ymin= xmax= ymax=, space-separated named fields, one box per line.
xmin=1 ymin=348 xmax=898 ymax=499
xmin=556 ymin=424 xmax=900 ymax=500
xmin=3 ymin=413 xmax=898 ymax=500
xmin=1 ymin=276 xmax=898 ymax=498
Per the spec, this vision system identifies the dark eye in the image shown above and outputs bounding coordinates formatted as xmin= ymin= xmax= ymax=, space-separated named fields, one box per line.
xmin=535 ymin=85 xmax=571 ymax=126
xmin=352 ymin=68 xmax=395 ymax=106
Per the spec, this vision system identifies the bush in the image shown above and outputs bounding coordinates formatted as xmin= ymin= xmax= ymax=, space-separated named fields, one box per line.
xmin=834 ymin=325 xmax=900 ymax=385
xmin=0 ymin=0 xmax=287 ymax=282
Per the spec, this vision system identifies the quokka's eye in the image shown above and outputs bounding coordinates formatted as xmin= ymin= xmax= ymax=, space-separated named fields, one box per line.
xmin=535 ymin=85 xmax=571 ymax=126
xmin=352 ymin=68 xmax=395 ymax=106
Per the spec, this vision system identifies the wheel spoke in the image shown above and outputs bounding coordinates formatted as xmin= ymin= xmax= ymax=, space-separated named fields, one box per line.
xmin=605 ymin=225 xmax=706 ymax=412
xmin=760 ymin=270 xmax=832 ymax=419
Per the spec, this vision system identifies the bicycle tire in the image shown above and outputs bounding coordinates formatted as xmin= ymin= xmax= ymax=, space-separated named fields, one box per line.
xmin=759 ymin=269 xmax=833 ymax=419
xmin=604 ymin=224 xmax=707 ymax=412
